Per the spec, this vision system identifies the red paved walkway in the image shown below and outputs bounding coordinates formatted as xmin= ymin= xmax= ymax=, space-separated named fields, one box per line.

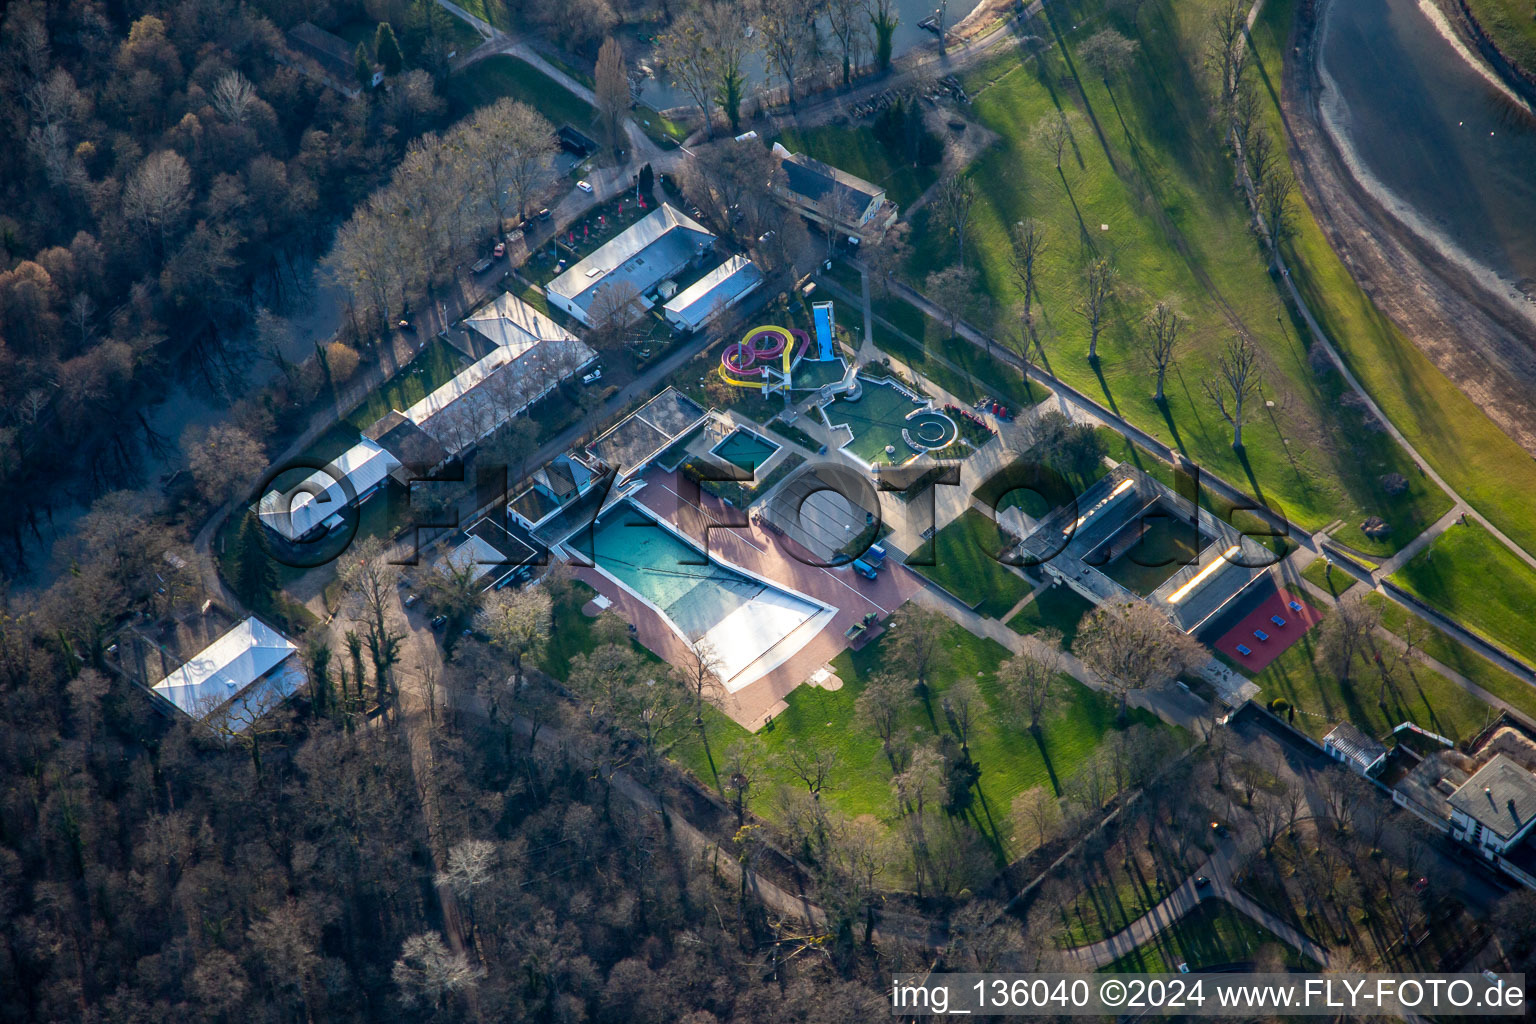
xmin=1213 ymin=587 xmax=1323 ymax=671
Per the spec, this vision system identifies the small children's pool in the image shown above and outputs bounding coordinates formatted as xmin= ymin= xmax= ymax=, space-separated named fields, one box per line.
xmin=710 ymin=428 xmax=780 ymax=474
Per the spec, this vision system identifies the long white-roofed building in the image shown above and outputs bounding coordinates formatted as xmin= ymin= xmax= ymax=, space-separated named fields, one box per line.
xmin=146 ymin=616 xmax=307 ymax=734
xmin=662 ymin=254 xmax=764 ymax=333
xmin=547 ymin=204 xmax=716 ymax=326
xmin=394 ymin=292 xmax=596 ymax=460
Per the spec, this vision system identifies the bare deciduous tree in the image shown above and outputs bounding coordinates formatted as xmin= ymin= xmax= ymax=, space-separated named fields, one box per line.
xmin=124 ymin=150 xmax=192 ymax=246
xmin=1313 ymin=593 xmax=1381 ymax=686
xmin=1082 ymin=258 xmax=1113 ymax=361
xmin=1073 ymin=602 xmax=1205 ymax=720
xmin=1078 ymin=28 xmax=1139 ymax=83
xmin=1142 ymin=300 xmax=1183 ymax=402
xmin=392 ymin=932 xmax=482 ymax=1010
xmin=1202 ymin=333 xmax=1262 ymax=447
xmin=758 ymin=0 xmax=821 ymax=109
xmin=936 ymin=173 xmax=976 ymax=266
xmin=1033 ymin=110 xmax=1077 ymax=172
xmin=997 ymin=633 xmax=1063 ymax=733
xmin=827 ymin=0 xmax=870 ymax=87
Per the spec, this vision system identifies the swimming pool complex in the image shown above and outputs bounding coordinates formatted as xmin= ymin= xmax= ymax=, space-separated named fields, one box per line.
xmin=586 ymin=502 xmax=830 ymax=691
xmin=823 ymin=376 xmax=959 ymax=465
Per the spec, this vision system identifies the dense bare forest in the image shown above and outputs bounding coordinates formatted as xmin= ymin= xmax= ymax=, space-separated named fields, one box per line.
xmin=0 ymin=0 xmax=472 ymax=573
xmin=0 ymin=606 xmax=924 ymax=1021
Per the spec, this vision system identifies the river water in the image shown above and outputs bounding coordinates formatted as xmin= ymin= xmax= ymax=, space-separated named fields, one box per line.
xmin=634 ymin=0 xmax=981 ymax=109
xmin=1317 ymin=0 xmax=1536 ymax=315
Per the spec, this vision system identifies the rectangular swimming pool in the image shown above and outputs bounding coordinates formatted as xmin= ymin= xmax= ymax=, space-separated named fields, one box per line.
xmin=585 ymin=501 xmax=828 ymax=691
xmin=710 ymin=427 xmax=780 ymax=474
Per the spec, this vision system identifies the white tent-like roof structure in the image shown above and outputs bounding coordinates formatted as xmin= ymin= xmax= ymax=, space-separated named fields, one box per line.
xmin=151 ymin=617 xmax=306 ymax=733
xmin=257 ymin=439 xmax=400 ymax=542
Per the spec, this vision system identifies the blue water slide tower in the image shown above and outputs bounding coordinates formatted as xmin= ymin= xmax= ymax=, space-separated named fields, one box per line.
xmin=812 ymin=301 xmax=836 ymax=361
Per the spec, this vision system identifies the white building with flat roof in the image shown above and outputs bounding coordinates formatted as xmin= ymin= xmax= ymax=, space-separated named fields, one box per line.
xmin=547 ymin=204 xmax=715 ymax=326
xmin=662 ymin=255 xmax=764 ymax=333
xmin=147 ymin=617 xmax=307 ymax=734
xmin=257 ymin=438 xmax=400 ymax=543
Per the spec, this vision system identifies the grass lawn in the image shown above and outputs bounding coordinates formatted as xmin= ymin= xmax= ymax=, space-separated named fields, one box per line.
xmin=1300 ymin=555 xmax=1356 ymax=598
xmin=870 ymin=291 xmax=1047 ymax=412
xmin=1101 ymin=899 xmax=1312 ymax=972
xmin=1251 ymin=593 xmax=1494 ymax=743
xmin=1389 ymin=521 xmax=1536 ymax=667
xmin=1463 ymin=0 xmax=1536 ymax=78
xmin=1371 ymin=596 xmax=1536 ymax=724
xmin=909 ymin=508 xmax=1034 ymax=618
xmin=1007 ymin=585 xmax=1093 ymax=647
xmin=447 ymin=54 xmax=596 ymax=130
xmin=343 ymin=338 xmax=467 ymax=433
xmin=1246 ymin=0 xmax=1536 ymax=559
xmin=674 ymin=618 xmax=1161 ymax=856
xmin=775 ymin=124 xmax=938 ymax=210
xmin=902 ymin=0 xmax=1455 ymax=561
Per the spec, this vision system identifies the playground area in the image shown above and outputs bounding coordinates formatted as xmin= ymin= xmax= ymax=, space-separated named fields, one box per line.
xmin=823 ymin=376 xmax=958 ymax=466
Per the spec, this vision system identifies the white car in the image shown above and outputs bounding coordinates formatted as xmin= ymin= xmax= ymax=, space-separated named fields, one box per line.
xmin=582 ymin=368 xmax=602 ymax=385
xmin=576 ymin=180 xmax=593 ymax=193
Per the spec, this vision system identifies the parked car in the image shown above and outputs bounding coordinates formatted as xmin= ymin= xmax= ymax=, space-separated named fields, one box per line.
xmin=470 ymin=257 xmax=493 ymax=274
xmin=1194 ymin=876 xmax=1211 ymax=889
xmin=493 ymin=241 xmax=505 ymax=257
xmin=576 ymin=180 xmax=593 ymax=193
xmin=398 ymin=319 xmax=414 ymax=332
xmin=581 ymin=368 xmax=602 ymax=385
xmin=402 ymin=593 xmax=419 ymax=608
xmin=1210 ymin=821 xmax=1229 ymax=838
xmin=430 ymin=615 xmax=447 ymax=631
xmin=537 ymin=207 xmax=552 ymax=220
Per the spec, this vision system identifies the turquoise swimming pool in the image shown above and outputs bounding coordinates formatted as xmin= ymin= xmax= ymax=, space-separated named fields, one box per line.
xmin=583 ymin=501 xmax=827 ymax=690
xmin=588 ymin=503 xmax=762 ymax=640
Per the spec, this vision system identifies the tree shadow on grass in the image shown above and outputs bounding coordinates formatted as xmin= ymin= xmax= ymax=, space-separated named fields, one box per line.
xmin=1157 ymin=399 xmax=1187 ymax=455
xmin=1032 ymin=727 xmax=1064 ymax=796
xmin=1091 ymin=358 xmax=1120 ymax=417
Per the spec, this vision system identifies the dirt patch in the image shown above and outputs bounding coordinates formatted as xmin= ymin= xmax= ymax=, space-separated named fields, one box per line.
xmin=1287 ymin=0 xmax=1536 ymax=454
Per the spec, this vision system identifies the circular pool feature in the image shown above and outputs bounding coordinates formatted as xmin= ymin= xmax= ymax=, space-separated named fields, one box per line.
xmin=904 ymin=410 xmax=958 ymax=451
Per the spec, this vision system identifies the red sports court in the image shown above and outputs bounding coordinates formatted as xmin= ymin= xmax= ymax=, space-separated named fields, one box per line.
xmin=1212 ymin=587 xmax=1324 ymax=671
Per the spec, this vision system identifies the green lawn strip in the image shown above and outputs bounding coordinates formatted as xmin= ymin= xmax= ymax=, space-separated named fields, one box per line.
xmin=1299 ymin=555 xmax=1356 ymax=598
xmin=1248 ymin=0 xmax=1536 ymax=557
xmin=870 ymin=294 xmax=1045 ymax=412
xmin=765 ymin=416 xmax=820 ymax=452
xmin=1007 ymin=585 xmax=1094 ymax=648
xmin=1251 ymin=592 xmax=1492 ymax=743
xmin=909 ymin=508 xmax=1033 ymax=618
xmin=1100 ymin=898 xmax=1313 ymax=973
xmin=442 ymin=0 xmax=512 ymax=31
xmin=1058 ymin=871 xmax=1164 ymax=947
xmin=901 ymin=0 xmax=1449 ymax=558
xmin=1462 ymin=0 xmax=1536 ymax=78
xmin=1388 ymin=522 xmax=1536 ymax=668
xmin=447 ymin=54 xmax=597 ymax=130
xmin=775 ymin=125 xmax=938 ymax=210
xmin=556 ymin=579 xmax=1156 ymax=857
xmin=1369 ymin=595 xmax=1536 ymax=725
xmin=344 ymin=337 xmax=467 ymax=432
